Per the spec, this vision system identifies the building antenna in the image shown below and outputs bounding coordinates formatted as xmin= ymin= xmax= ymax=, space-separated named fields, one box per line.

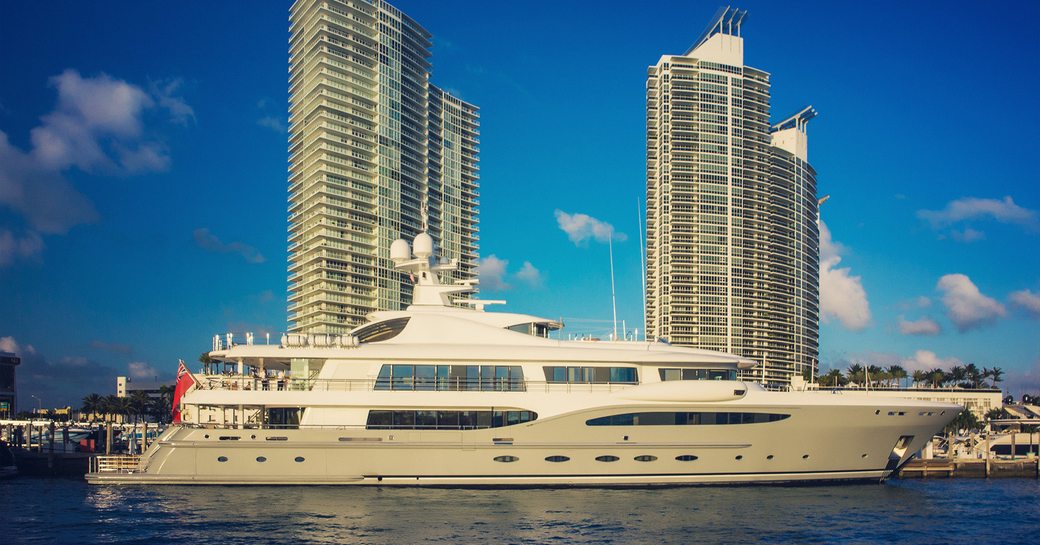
xmin=636 ymin=198 xmax=647 ymax=341
xmin=609 ymin=232 xmax=618 ymax=342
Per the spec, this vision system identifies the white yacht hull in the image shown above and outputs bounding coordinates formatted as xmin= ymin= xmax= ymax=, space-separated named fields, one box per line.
xmin=87 ymin=394 xmax=957 ymax=486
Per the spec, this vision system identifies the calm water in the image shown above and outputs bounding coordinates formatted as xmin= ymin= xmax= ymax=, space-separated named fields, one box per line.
xmin=1 ymin=478 xmax=1037 ymax=544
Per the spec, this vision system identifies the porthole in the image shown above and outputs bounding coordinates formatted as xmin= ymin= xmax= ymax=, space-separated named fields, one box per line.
xmin=634 ymin=455 xmax=657 ymax=462
xmin=735 ymin=455 xmax=743 ymax=461
xmin=545 ymin=455 xmax=570 ymax=463
xmin=251 ymin=435 xmax=256 ymax=439
xmin=874 ymin=410 xmax=880 ymax=415
xmin=217 ymin=456 xmax=228 ymax=462
xmin=861 ymin=454 xmax=868 ymax=458
xmin=204 ymin=434 xmax=210 ymax=439
xmin=294 ymin=456 xmax=305 ymax=463
xmin=493 ymin=455 xmax=519 ymax=463
xmin=766 ymin=455 xmax=774 ymax=460
xmin=595 ymin=455 xmax=620 ymax=462
xmin=256 ymin=456 xmax=267 ymax=463
xmin=675 ymin=455 xmax=698 ymax=462
xmin=802 ymin=454 xmax=810 ymax=459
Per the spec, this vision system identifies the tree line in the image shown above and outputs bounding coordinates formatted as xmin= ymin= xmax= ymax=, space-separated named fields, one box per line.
xmin=814 ymin=363 xmax=1003 ymax=390
xmin=79 ymin=386 xmax=175 ymax=424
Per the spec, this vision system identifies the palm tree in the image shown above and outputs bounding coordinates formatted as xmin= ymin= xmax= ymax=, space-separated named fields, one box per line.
xmin=912 ymin=370 xmax=926 ymax=388
xmin=820 ymin=369 xmax=844 ymax=387
xmin=929 ymin=368 xmax=945 ymax=388
xmin=990 ymin=367 xmax=1004 ymax=389
xmin=847 ymin=364 xmax=864 ymax=386
xmin=964 ymin=363 xmax=981 ymax=388
xmin=866 ymin=365 xmax=884 ymax=388
xmin=81 ymin=393 xmax=103 ymax=422
xmin=985 ymin=408 xmax=1005 ymax=421
xmin=886 ymin=365 xmax=906 ymax=388
xmin=154 ymin=385 xmax=174 ymax=423
xmin=128 ymin=392 xmax=151 ymax=454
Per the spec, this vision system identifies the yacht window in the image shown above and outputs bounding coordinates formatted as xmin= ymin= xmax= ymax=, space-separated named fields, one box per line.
xmin=493 ymin=456 xmax=519 ymax=463
xmin=634 ymin=455 xmax=657 ymax=462
xmin=596 ymin=455 xmax=620 ymax=462
xmin=659 ymin=368 xmax=738 ymax=381
xmin=545 ymin=456 xmax=570 ymax=463
xmin=367 ymin=409 xmax=537 ymax=430
xmin=374 ymin=364 xmax=525 ymax=391
xmin=586 ymin=412 xmax=790 ymax=426
xmin=675 ymin=455 xmax=699 ymax=462
xmin=353 ymin=317 xmax=410 ymax=343
xmin=506 ymin=322 xmax=554 ymax=338
xmin=543 ymin=366 xmax=638 ymax=384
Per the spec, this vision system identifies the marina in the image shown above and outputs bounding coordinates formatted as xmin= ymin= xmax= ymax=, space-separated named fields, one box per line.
xmin=1 ymin=476 xmax=1037 ymax=544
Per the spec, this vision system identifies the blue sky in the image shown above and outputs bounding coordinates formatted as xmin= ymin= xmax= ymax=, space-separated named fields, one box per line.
xmin=1 ymin=1 xmax=1038 ymax=408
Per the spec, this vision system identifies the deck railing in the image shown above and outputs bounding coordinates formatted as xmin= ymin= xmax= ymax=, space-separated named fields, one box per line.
xmin=197 ymin=375 xmax=638 ymax=394
xmin=89 ymin=455 xmax=141 ymax=474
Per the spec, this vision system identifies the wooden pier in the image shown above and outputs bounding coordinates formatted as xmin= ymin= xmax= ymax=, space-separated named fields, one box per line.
xmin=898 ymin=458 xmax=1039 ymax=479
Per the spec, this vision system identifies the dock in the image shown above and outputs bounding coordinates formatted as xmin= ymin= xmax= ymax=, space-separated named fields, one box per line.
xmin=898 ymin=458 xmax=1039 ymax=479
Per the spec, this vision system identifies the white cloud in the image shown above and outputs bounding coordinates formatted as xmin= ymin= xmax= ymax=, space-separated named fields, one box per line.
xmin=478 ymin=255 xmax=509 ymax=291
xmin=936 ymin=273 xmax=1006 ymax=332
xmin=0 ymin=336 xmax=34 ymax=356
xmin=0 ymin=131 xmax=99 ymax=234
xmin=949 ymin=227 xmax=985 ymax=243
xmin=0 ymin=70 xmax=190 ymax=266
xmin=919 ymin=196 xmax=1037 ymax=227
xmin=515 ymin=261 xmax=542 ymax=287
xmin=0 ymin=336 xmax=20 ymax=354
xmin=819 ymin=221 xmax=871 ymax=331
xmin=898 ymin=316 xmax=941 ymax=336
xmin=128 ymin=361 xmax=158 ymax=379
xmin=152 ymin=78 xmax=195 ymax=125
xmin=1010 ymin=289 xmax=1040 ymax=318
xmin=901 ymin=350 xmax=963 ymax=373
xmin=0 ymin=230 xmax=44 ymax=266
xmin=554 ymin=210 xmax=626 ymax=245
xmin=257 ymin=116 xmax=287 ymax=133
xmin=31 ymin=69 xmax=164 ymax=172
xmin=193 ymin=228 xmax=265 ymax=264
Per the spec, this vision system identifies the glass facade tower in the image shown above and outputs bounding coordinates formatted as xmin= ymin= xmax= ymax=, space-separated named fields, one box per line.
xmin=645 ymin=8 xmax=819 ymax=386
xmin=288 ymin=0 xmax=479 ymax=333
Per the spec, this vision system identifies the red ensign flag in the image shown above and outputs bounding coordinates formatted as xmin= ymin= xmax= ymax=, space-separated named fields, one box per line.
xmin=172 ymin=360 xmax=197 ymax=423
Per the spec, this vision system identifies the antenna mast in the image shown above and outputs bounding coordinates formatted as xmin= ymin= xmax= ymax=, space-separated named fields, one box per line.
xmin=636 ymin=198 xmax=647 ymax=341
xmin=609 ymin=233 xmax=618 ymax=342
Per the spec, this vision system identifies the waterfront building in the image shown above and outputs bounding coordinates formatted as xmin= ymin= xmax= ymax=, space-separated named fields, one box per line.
xmin=645 ymin=7 xmax=819 ymax=387
xmin=0 ymin=351 xmax=18 ymax=418
xmin=287 ymin=0 xmax=479 ymax=333
xmin=116 ymin=377 xmax=174 ymax=400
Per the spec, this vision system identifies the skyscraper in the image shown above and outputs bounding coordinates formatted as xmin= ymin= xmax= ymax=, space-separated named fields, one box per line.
xmin=645 ymin=7 xmax=819 ymax=386
xmin=287 ymin=0 xmax=479 ymax=333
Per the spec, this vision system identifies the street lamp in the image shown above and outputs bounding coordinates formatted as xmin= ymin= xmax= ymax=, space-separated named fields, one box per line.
xmin=30 ymin=394 xmax=42 ymax=414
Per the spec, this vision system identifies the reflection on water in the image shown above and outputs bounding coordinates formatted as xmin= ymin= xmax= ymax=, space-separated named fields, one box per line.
xmin=2 ymin=479 xmax=1038 ymax=544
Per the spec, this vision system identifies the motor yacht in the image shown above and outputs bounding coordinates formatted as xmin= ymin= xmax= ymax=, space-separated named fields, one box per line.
xmin=87 ymin=234 xmax=960 ymax=485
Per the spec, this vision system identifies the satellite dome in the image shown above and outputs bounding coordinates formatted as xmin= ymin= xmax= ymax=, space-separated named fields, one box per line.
xmin=390 ymin=238 xmax=411 ymax=261
xmin=413 ymin=232 xmax=434 ymax=258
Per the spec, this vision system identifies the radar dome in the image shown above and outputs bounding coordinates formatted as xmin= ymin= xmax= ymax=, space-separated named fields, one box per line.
xmin=413 ymin=232 xmax=434 ymax=258
xmin=389 ymin=238 xmax=411 ymax=262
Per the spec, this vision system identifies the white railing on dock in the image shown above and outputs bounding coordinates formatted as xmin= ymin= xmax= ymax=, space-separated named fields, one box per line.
xmin=89 ymin=455 xmax=141 ymax=474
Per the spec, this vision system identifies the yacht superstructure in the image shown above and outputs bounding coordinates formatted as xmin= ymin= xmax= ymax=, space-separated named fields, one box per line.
xmin=87 ymin=234 xmax=960 ymax=485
